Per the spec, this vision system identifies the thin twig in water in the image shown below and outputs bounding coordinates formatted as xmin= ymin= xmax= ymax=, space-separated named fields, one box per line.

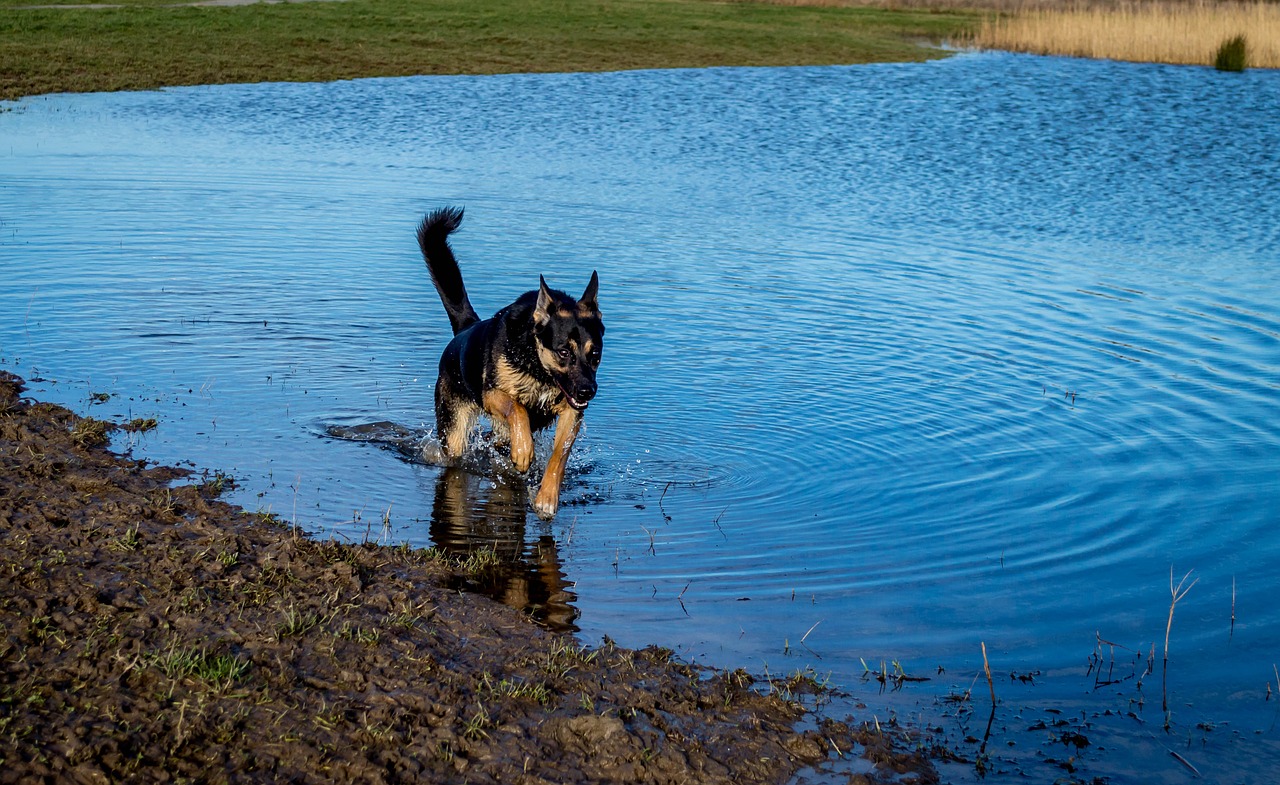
xmin=640 ymin=524 xmax=656 ymax=555
xmin=800 ymin=619 xmax=824 ymax=659
xmin=981 ymin=642 xmax=996 ymax=708
xmin=713 ymin=506 xmax=728 ymax=540
xmin=1168 ymin=749 xmax=1201 ymax=776
xmin=658 ymin=481 xmax=673 ymax=522
xmin=1163 ymin=567 xmax=1198 ymax=717
xmin=291 ymin=474 xmax=302 ymax=537
xmin=800 ymin=619 xmax=823 ymax=645
xmin=676 ymin=581 xmax=690 ymax=616
xmin=24 ymin=286 xmax=38 ymax=337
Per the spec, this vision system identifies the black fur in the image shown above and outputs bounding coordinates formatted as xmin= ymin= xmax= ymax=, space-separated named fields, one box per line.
xmin=416 ymin=207 xmax=604 ymax=520
xmin=416 ymin=207 xmax=479 ymax=336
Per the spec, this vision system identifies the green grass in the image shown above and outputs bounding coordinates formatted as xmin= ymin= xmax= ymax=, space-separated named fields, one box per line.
xmin=149 ymin=643 xmax=251 ymax=690
xmin=0 ymin=0 xmax=980 ymax=100
xmin=1214 ymin=34 xmax=1248 ymax=72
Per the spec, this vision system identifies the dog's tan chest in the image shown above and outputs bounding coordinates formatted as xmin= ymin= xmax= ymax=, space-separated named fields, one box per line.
xmin=493 ymin=356 xmax=563 ymax=413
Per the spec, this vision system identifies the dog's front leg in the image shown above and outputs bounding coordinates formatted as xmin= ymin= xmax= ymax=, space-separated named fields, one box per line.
xmin=483 ymin=389 xmax=535 ymax=472
xmin=532 ymin=407 xmax=582 ymax=520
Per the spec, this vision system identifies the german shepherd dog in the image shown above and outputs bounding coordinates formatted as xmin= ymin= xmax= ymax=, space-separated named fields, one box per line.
xmin=416 ymin=207 xmax=603 ymax=520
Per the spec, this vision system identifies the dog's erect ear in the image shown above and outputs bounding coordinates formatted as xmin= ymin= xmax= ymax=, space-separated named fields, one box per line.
xmin=579 ymin=271 xmax=600 ymax=312
xmin=534 ymin=275 xmax=553 ymax=326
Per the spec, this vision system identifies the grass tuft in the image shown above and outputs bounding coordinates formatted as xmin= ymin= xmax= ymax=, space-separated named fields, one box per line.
xmin=276 ymin=605 xmax=321 ymax=640
xmin=1213 ymin=34 xmax=1247 ymax=72
xmin=149 ymin=643 xmax=251 ymax=690
xmin=69 ymin=418 xmax=113 ymax=449
xmin=110 ymin=524 xmax=142 ymax=552
xmin=121 ymin=417 xmax=158 ymax=433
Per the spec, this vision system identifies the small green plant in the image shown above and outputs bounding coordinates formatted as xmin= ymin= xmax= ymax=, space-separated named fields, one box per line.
xmin=110 ymin=525 xmax=142 ymax=553
xmin=385 ymin=599 xmax=433 ymax=631
xmin=457 ymin=547 xmax=502 ymax=575
xmin=70 ymin=418 xmax=113 ymax=448
xmin=541 ymin=638 xmax=599 ymax=678
xmin=121 ymin=417 xmax=158 ymax=433
xmin=421 ymin=546 xmax=448 ymax=563
xmin=154 ymin=488 xmax=176 ymax=516
xmin=150 ymin=644 xmax=250 ymax=690
xmin=462 ymin=705 xmax=493 ymax=740
xmin=251 ymin=508 xmax=284 ymax=528
xmin=200 ymin=470 xmax=234 ymax=496
xmin=479 ymin=673 xmax=552 ymax=705
xmin=1214 ymin=34 xmax=1247 ymax=72
xmin=276 ymin=606 xmax=321 ymax=640
xmin=28 ymin=615 xmax=55 ymax=642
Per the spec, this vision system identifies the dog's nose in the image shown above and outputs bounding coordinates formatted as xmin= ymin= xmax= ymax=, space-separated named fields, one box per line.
xmin=575 ymin=379 xmax=597 ymax=402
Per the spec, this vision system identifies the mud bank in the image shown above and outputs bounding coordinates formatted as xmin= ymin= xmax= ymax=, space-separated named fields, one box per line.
xmin=0 ymin=372 xmax=939 ymax=784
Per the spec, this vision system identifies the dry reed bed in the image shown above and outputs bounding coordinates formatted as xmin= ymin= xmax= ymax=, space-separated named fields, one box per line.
xmin=972 ymin=1 xmax=1280 ymax=68
xmin=752 ymin=0 xmax=1278 ymax=68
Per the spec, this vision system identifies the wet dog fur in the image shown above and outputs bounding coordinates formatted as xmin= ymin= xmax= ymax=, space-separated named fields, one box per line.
xmin=416 ymin=206 xmax=603 ymax=520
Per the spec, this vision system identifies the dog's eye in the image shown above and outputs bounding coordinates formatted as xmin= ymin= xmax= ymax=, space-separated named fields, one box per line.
xmin=556 ymin=348 xmax=571 ymax=361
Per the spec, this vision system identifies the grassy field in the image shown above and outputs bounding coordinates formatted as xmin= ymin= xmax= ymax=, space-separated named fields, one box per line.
xmin=0 ymin=0 xmax=980 ymax=100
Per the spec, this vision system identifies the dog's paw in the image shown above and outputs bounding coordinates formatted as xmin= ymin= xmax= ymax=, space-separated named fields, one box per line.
xmin=531 ymin=488 xmax=559 ymax=520
xmin=511 ymin=437 xmax=534 ymax=473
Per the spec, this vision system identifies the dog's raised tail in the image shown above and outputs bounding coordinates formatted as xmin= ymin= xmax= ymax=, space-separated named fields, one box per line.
xmin=417 ymin=206 xmax=480 ymax=336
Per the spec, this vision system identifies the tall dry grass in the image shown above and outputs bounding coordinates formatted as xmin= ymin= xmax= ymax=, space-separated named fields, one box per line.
xmin=971 ymin=1 xmax=1280 ymax=68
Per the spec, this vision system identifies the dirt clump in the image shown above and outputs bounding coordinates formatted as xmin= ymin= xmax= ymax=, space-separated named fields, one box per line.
xmin=0 ymin=371 xmax=936 ymax=783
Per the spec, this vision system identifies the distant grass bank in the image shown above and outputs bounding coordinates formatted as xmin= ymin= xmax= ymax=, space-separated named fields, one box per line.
xmin=971 ymin=0 xmax=1280 ymax=69
xmin=0 ymin=0 xmax=978 ymax=100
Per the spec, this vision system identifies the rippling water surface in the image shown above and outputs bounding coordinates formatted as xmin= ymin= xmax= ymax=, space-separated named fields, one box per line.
xmin=3 ymin=52 xmax=1279 ymax=782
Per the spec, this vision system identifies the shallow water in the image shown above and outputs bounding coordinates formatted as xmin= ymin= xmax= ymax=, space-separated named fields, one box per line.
xmin=3 ymin=52 xmax=1279 ymax=782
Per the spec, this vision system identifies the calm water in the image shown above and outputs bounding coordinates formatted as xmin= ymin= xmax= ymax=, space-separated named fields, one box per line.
xmin=3 ymin=52 xmax=1279 ymax=782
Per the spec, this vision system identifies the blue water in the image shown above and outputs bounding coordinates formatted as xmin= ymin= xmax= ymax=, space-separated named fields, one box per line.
xmin=3 ymin=52 xmax=1279 ymax=782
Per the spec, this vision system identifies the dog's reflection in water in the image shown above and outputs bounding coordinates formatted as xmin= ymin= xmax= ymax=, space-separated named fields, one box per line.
xmin=430 ymin=466 xmax=578 ymax=631
xmin=322 ymin=422 xmax=578 ymax=629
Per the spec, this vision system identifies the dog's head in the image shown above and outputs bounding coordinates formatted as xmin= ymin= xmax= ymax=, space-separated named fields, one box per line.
xmin=533 ymin=272 xmax=604 ymax=411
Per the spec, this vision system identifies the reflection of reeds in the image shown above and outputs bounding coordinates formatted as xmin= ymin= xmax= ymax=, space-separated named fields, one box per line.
xmin=971 ymin=1 xmax=1280 ymax=68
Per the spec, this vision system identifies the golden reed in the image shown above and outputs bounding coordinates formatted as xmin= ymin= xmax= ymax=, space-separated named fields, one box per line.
xmin=971 ymin=1 xmax=1280 ymax=68
xmin=747 ymin=0 xmax=1278 ymax=68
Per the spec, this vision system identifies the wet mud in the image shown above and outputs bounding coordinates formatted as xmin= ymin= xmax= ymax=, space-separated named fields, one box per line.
xmin=0 ymin=372 xmax=940 ymax=784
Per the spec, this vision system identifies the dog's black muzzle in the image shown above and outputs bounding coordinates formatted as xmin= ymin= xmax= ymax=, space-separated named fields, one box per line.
xmin=560 ymin=375 xmax=597 ymax=411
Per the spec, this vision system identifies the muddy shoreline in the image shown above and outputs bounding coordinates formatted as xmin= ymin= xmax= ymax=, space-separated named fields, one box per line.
xmin=0 ymin=371 xmax=940 ymax=784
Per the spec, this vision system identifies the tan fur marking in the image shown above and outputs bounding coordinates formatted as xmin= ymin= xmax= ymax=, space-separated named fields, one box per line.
xmin=494 ymin=355 xmax=562 ymax=410
xmin=483 ymin=388 xmax=534 ymax=472
xmin=443 ymin=403 xmax=479 ymax=459
xmin=532 ymin=405 xmax=582 ymax=520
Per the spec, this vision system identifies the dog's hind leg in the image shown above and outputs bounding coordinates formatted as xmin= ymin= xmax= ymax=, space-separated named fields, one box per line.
xmin=532 ymin=407 xmax=582 ymax=520
xmin=482 ymin=389 xmax=535 ymax=473
xmin=436 ymin=380 xmax=479 ymax=461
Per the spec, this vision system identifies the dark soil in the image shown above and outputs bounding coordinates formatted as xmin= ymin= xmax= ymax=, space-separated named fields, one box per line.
xmin=0 ymin=371 xmax=939 ymax=784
